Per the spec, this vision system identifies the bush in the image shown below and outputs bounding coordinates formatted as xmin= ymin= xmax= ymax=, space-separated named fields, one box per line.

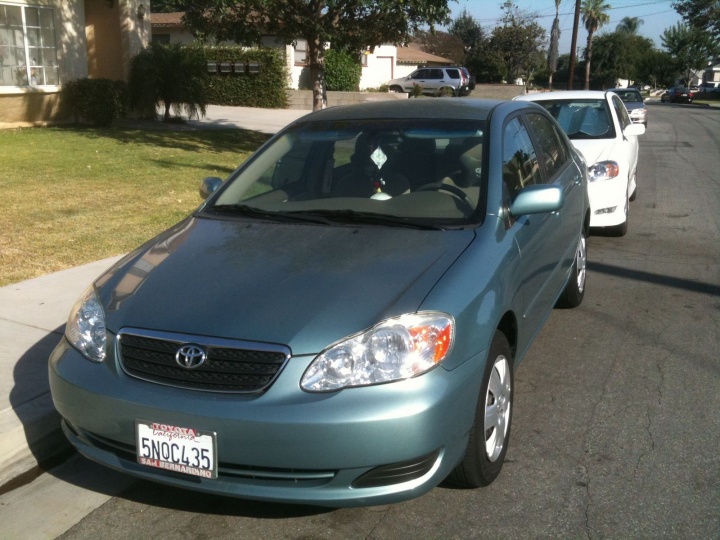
xmin=410 ymin=84 xmax=424 ymax=98
xmin=324 ymin=50 xmax=361 ymax=92
xmin=203 ymin=47 xmax=288 ymax=108
xmin=128 ymin=43 xmax=208 ymax=122
xmin=62 ymin=78 xmax=127 ymax=127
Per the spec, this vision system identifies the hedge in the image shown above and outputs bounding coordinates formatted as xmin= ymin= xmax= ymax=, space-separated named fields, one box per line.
xmin=203 ymin=47 xmax=288 ymax=108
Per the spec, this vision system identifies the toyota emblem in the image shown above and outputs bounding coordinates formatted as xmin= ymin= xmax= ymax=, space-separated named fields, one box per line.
xmin=175 ymin=344 xmax=207 ymax=369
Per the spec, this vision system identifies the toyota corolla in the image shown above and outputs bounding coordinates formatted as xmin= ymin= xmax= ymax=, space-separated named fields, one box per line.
xmin=50 ymin=99 xmax=589 ymax=507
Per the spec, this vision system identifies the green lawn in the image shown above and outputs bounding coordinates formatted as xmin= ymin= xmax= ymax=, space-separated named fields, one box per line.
xmin=0 ymin=125 xmax=269 ymax=286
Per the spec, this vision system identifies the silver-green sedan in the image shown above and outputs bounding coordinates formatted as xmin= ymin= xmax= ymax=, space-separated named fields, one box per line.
xmin=50 ymin=99 xmax=589 ymax=507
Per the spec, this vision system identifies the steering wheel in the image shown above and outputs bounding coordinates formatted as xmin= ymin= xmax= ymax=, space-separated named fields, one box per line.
xmin=416 ymin=182 xmax=475 ymax=212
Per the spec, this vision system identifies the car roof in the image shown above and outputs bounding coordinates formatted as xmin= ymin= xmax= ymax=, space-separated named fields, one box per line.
xmin=289 ymin=98 xmax=518 ymax=124
xmin=515 ymin=90 xmax=608 ymax=101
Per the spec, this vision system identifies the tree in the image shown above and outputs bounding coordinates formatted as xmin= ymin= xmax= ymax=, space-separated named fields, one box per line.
xmin=182 ymin=0 xmax=452 ymax=111
xmin=637 ymin=49 xmax=677 ymax=88
xmin=661 ymin=22 xmax=720 ymax=86
xmin=489 ymin=1 xmax=546 ymax=83
xmin=582 ymin=0 xmax=611 ymax=89
xmin=616 ymin=16 xmax=644 ymax=34
xmin=547 ymin=0 xmax=561 ymax=89
xmin=150 ymin=0 xmax=183 ymax=12
xmin=590 ymin=32 xmax=654 ymax=87
xmin=128 ymin=42 xmax=208 ymax=122
xmin=449 ymin=9 xmax=493 ymax=81
xmin=449 ymin=9 xmax=485 ymax=55
xmin=413 ymin=30 xmax=465 ymax=65
xmin=672 ymin=0 xmax=720 ymax=40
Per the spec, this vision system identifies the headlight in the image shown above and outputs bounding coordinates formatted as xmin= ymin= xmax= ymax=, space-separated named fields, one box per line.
xmin=301 ymin=312 xmax=454 ymax=392
xmin=588 ymin=160 xmax=619 ymax=182
xmin=65 ymin=285 xmax=107 ymax=362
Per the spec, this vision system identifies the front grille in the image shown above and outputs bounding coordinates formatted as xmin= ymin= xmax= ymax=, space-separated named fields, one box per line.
xmin=117 ymin=329 xmax=290 ymax=393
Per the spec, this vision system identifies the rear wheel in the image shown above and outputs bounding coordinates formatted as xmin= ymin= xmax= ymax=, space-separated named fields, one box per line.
xmin=448 ymin=331 xmax=513 ymax=488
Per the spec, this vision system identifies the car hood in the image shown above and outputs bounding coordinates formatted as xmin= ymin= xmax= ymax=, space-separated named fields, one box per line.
xmin=570 ymin=138 xmax=619 ymax=167
xmin=97 ymin=217 xmax=474 ymax=355
xmin=622 ymin=102 xmax=645 ymax=112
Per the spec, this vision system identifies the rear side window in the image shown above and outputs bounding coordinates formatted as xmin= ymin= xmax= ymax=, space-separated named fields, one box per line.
xmin=526 ymin=113 xmax=570 ymax=180
xmin=428 ymin=69 xmax=443 ymax=79
xmin=445 ymin=69 xmax=460 ymax=79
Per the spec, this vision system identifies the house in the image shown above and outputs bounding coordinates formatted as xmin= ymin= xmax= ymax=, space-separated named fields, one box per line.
xmin=702 ymin=58 xmax=720 ymax=87
xmin=0 ymin=0 xmax=150 ymax=127
xmin=150 ymin=12 xmax=452 ymax=91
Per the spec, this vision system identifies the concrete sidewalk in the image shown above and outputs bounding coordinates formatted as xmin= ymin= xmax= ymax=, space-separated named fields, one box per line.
xmin=0 ymin=106 xmax=307 ymax=491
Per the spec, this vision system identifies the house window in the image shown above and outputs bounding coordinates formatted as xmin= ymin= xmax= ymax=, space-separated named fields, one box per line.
xmin=0 ymin=3 xmax=58 ymax=87
xmin=294 ymin=39 xmax=307 ymax=65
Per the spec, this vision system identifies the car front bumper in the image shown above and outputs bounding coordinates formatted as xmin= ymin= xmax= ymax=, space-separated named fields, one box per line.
xmin=588 ymin=176 xmax=628 ymax=228
xmin=49 ymin=337 xmax=486 ymax=507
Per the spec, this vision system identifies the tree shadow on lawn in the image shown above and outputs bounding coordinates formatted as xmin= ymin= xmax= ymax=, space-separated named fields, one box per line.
xmin=56 ymin=122 xmax=271 ymax=156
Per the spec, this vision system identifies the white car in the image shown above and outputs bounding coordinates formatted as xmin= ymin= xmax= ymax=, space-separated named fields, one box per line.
xmin=515 ymin=90 xmax=645 ymax=236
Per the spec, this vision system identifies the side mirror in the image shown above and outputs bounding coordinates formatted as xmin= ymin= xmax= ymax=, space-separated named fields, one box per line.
xmin=510 ymin=184 xmax=564 ymax=216
xmin=200 ymin=177 xmax=223 ymax=199
xmin=624 ymin=123 xmax=646 ymax=137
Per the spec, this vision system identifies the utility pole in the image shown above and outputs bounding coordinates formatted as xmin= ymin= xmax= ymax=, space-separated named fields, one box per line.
xmin=567 ymin=0 xmax=581 ymax=90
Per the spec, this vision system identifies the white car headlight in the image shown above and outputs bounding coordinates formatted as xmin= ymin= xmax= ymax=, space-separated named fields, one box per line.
xmin=65 ymin=285 xmax=107 ymax=362
xmin=588 ymin=160 xmax=619 ymax=182
xmin=301 ymin=312 xmax=454 ymax=392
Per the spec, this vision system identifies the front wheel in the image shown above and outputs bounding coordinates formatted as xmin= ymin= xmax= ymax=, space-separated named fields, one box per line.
xmin=556 ymin=228 xmax=587 ymax=308
xmin=448 ymin=331 xmax=513 ymax=488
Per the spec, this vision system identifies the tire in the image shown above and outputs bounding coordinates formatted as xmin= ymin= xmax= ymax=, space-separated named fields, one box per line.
xmin=556 ymin=228 xmax=587 ymax=308
xmin=448 ymin=331 xmax=513 ymax=488
xmin=389 ymin=86 xmax=404 ymax=93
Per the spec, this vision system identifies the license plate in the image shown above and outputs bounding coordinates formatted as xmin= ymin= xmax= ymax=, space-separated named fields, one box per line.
xmin=136 ymin=420 xmax=217 ymax=479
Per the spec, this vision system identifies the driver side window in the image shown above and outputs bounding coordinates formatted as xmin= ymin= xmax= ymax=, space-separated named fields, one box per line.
xmin=502 ymin=117 xmax=541 ymax=197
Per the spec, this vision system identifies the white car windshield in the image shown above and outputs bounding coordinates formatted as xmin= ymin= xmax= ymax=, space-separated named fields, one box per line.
xmin=534 ymin=99 xmax=616 ymax=140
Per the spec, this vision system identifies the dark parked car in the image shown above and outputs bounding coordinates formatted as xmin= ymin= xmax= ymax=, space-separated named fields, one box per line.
xmin=661 ymin=87 xmax=695 ymax=103
xmin=50 ymin=99 xmax=589 ymax=507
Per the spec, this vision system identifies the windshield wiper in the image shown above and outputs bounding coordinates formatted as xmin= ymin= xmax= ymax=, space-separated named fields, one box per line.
xmin=284 ymin=209 xmax=445 ymax=230
xmin=209 ymin=204 xmax=334 ymax=225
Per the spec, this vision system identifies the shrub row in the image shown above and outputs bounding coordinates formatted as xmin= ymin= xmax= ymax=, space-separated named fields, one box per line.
xmin=61 ymin=44 xmax=368 ymax=125
xmin=203 ymin=47 xmax=288 ymax=108
xmin=61 ymin=78 xmax=127 ymax=127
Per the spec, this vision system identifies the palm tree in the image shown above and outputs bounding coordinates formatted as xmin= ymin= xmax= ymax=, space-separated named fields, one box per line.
xmin=582 ymin=0 xmax=611 ymax=89
xmin=547 ymin=0 xmax=561 ymax=89
xmin=616 ymin=16 xmax=643 ymax=34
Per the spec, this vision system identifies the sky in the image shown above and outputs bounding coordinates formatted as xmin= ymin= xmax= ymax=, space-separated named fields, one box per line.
xmin=446 ymin=0 xmax=683 ymax=55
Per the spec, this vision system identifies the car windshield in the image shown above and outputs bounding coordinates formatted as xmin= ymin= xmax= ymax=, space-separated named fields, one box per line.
xmin=205 ymin=119 xmax=486 ymax=228
xmin=613 ymin=90 xmax=642 ymax=103
xmin=534 ymin=99 xmax=616 ymax=140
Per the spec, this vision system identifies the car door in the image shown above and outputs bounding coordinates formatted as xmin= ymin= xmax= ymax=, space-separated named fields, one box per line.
xmin=502 ymin=115 xmax=574 ymax=340
xmin=405 ymin=69 xmax=429 ymax=92
xmin=610 ymin=94 xmax=639 ymax=189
